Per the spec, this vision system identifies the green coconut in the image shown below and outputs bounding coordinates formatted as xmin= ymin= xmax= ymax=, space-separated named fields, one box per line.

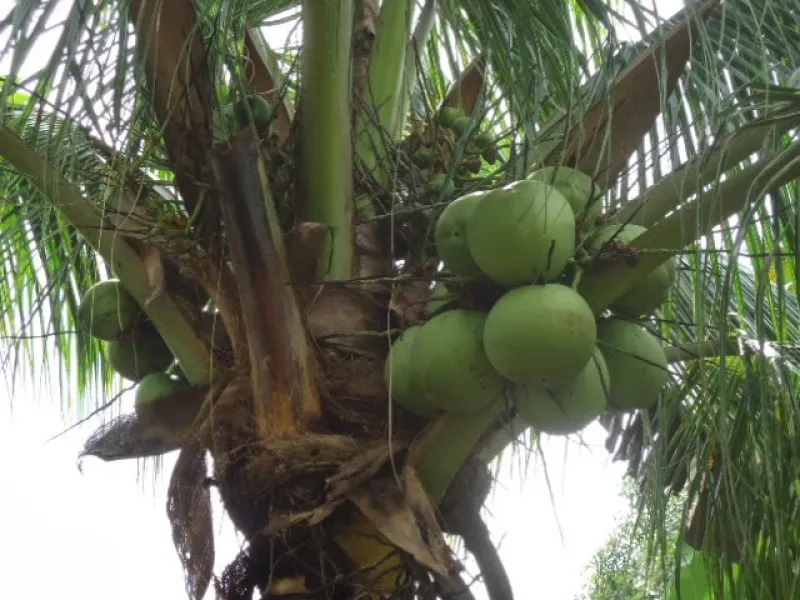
xmin=434 ymin=190 xmax=488 ymax=277
xmin=77 ymin=280 xmax=140 ymax=341
xmin=597 ymin=319 xmax=668 ymax=411
xmin=511 ymin=347 xmax=610 ymax=435
xmin=482 ymin=145 xmax=499 ymax=164
xmin=383 ymin=326 xmax=434 ymax=416
xmin=483 ymin=284 xmax=597 ymax=386
xmin=107 ymin=330 xmax=175 ymax=382
xmin=439 ymin=106 xmax=465 ymax=128
xmin=410 ymin=310 xmax=506 ymax=412
xmin=473 ymin=131 xmax=493 ymax=152
xmin=412 ymin=147 xmax=434 ymax=168
xmin=234 ymin=94 xmax=274 ymax=134
xmin=587 ymin=224 xmax=676 ymax=316
xmin=527 ymin=166 xmax=602 ymax=223
xmin=461 ymin=156 xmax=483 ymax=174
xmin=426 ymin=283 xmax=459 ymax=317
xmin=429 ymin=173 xmax=456 ymax=196
xmin=134 ymin=372 xmax=186 ymax=415
xmin=466 ymin=179 xmax=576 ymax=286
xmin=451 ymin=115 xmax=472 ymax=137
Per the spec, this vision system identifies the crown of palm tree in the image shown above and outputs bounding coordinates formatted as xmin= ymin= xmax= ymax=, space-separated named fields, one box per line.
xmin=2 ymin=0 xmax=800 ymax=598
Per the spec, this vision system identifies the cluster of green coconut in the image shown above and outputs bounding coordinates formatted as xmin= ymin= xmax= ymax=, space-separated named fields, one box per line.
xmin=385 ymin=166 xmax=674 ymax=435
xmin=76 ymin=280 xmax=187 ymax=418
xmin=413 ymin=106 xmax=500 ymax=196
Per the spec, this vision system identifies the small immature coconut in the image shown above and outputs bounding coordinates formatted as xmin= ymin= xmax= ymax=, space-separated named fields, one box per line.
xmin=597 ymin=318 xmax=668 ymax=411
xmin=410 ymin=310 xmax=506 ymax=412
xmin=384 ymin=326 xmax=434 ymax=416
xmin=439 ymin=106 xmax=465 ymax=128
xmin=466 ymin=179 xmax=576 ymax=286
xmin=434 ymin=190 xmax=488 ymax=277
xmin=482 ymin=145 xmax=499 ymax=164
xmin=473 ymin=131 xmax=493 ymax=152
xmin=429 ymin=173 xmax=456 ymax=196
xmin=527 ymin=166 xmax=602 ymax=224
xmin=234 ymin=94 xmax=274 ymax=135
xmin=107 ymin=330 xmax=175 ymax=382
xmin=134 ymin=372 xmax=186 ymax=419
xmin=483 ymin=284 xmax=597 ymax=387
xmin=77 ymin=280 xmax=140 ymax=341
xmin=587 ymin=224 xmax=676 ymax=316
xmin=462 ymin=156 xmax=483 ymax=174
xmin=412 ymin=147 xmax=434 ymax=168
xmin=451 ymin=115 xmax=472 ymax=137
xmin=512 ymin=347 xmax=610 ymax=435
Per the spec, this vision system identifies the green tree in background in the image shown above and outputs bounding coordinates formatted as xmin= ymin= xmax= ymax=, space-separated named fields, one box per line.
xmin=578 ymin=479 xmax=685 ymax=600
xmin=2 ymin=1 xmax=800 ymax=599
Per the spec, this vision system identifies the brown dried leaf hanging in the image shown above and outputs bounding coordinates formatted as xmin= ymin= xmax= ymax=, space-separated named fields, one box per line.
xmin=349 ymin=464 xmax=456 ymax=577
xmin=264 ymin=439 xmax=406 ymax=535
xmin=167 ymin=443 xmax=215 ymax=600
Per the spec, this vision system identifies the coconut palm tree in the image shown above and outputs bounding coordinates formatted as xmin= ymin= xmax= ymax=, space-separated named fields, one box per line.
xmin=3 ymin=0 xmax=800 ymax=598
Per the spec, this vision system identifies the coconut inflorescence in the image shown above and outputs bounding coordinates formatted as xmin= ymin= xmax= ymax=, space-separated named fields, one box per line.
xmin=383 ymin=164 xmax=674 ymax=437
xmin=408 ymin=106 xmax=501 ymax=205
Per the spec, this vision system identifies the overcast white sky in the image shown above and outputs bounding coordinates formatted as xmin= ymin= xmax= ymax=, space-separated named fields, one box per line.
xmin=0 ymin=1 xmax=687 ymax=598
xmin=0 ymin=388 xmax=629 ymax=599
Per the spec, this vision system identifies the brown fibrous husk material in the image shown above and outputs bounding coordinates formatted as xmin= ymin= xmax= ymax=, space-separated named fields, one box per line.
xmin=173 ymin=280 xmax=456 ymax=598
